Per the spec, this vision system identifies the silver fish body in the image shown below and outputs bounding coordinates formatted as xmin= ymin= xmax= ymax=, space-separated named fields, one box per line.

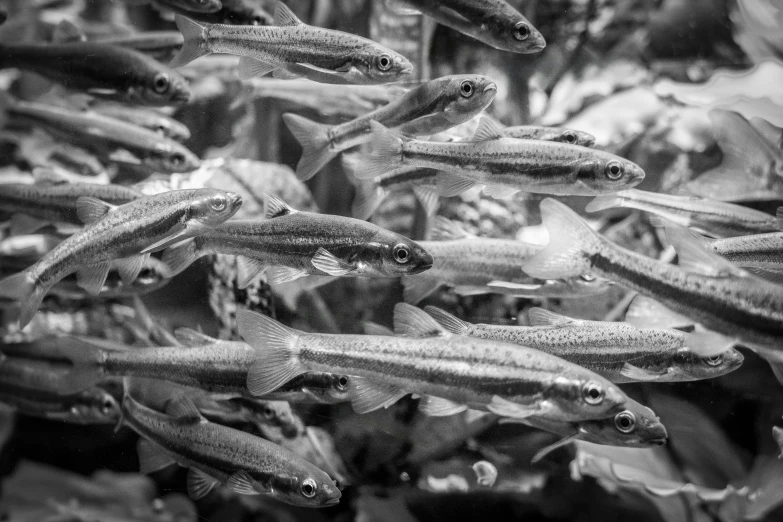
xmin=50 ymin=257 xmax=172 ymax=300
xmin=91 ymin=102 xmax=191 ymax=141
xmin=501 ymin=125 xmax=595 ymax=147
xmin=708 ymin=233 xmax=783 ymax=278
xmin=0 ymin=383 xmax=120 ymax=424
xmin=92 ymin=31 xmax=186 ymax=62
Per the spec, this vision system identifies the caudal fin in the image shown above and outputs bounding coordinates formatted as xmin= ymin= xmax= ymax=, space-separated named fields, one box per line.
xmin=282 ymin=113 xmax=335 ymax=181
xmin=54 ymin=337 xmax=105 ymax=395
xmin=236 ymin=309 xmax=306 ymax=396
xmin=162 ymin=239 xmax=204 ymax=277
xmin=351 ymin=121 xmax=404 ymax=180
xmin=522 ymin=198 xmax=600 ymax=280
xmin=0 ymin=271 xmax=45 ymax=328
xmin=169 ymin=16 xmax=209 ymax=68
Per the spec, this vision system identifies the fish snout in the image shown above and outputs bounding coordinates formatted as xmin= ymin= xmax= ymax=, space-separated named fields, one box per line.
xmin=396 ymin=56 xmax=414 ymax=76
xmin=626 ymin=162 xmax=646 ymax=186
xmin=227 ymin=192 xmax=243 ymax=212
xmin=484 ymin=82 xmax=498 ymax=94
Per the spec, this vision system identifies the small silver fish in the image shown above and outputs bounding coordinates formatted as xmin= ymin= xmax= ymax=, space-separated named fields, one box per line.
xmin=353 ymin=117 xmax=645 ymax=198
xmin=0 ymin=188 xmax=241 ymax=328
xmin=708 ymin=231 xmax=783 ymax=282
xmin=170 ymin=3 xmax=413 ymax=84
xmin=0 ymin=383 xmax=120 ymax=425
xmin=91 ymin=102 xmax=191 ymax=141
xmin=238 ymin=304 xmax=630 ymax=423
xmin=587 ymin=189 xmax=778 ymax=238
xmin=283 ymin=74 xmax=497 ymax=180
xmin=50 ymin=257 xmax=173 ymax=300
xmin=501 ymin=125 xmax=595 ymax=147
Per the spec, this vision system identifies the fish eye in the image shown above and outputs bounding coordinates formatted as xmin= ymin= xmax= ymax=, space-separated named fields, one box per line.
xmin=153 ymin=73 xmax=170 ymax=94
xmin=514 ymin=22 xmax=530 ymax=41
xmin=614 ymin=411 xmax=636 ymax=433
xmin=377 ymin=54 xmax=392 ymax=71
xmin=170 ymin=152 xmax=185 ymax=167
xmin=336 ymin=375 xmax=349 ymax=391
xmin=705 ymin=354 xmax=724 ymax=366
xmin=262 ymin=406 xmax=275 ymax=419
xmin=605 ymin=161 xmax=624 ymax=180
xmin=580 ymin=274 xmax=596 ymax=282
xmin=393 ymin=244 xmax=411 ymax=264
xmin=210 ymin=194 xmax=227 ymax=211
xmin=563 ymin=131 xmax=577 ymax=144
xmin=300 ymin=478 xmax=317 ymax=498
xmin=253 ymin=14 xmax=264 ymax=25
xmin=582 ymin=381 xmax=604 ymax=405
xmin=460 ymin=80 xmax=474 ymax=98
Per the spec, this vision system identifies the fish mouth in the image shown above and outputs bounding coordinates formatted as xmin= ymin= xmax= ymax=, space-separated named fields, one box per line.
xmin=484 ymin=83 xmax=498 ymax=93
xmin=324 ymin=497 xmax=341 ymax=506
xmin=171 ymin=90 xmax=192 ymax=103
xmin=647 ymin=437 xmax=667 ymax=446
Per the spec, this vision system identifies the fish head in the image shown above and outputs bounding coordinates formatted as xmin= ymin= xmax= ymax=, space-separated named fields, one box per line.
xmin=152 ymin=144 xmax=201 ymax=174
xmin=78 ymin=389 xmax=122 ymax=424
xmin=359 ymin=48 xmax=413 ymax=84
xmin=440 ymin=75 xmax=498 ymax=123
xmin=574 ymin=152 xmax=645 ymax=194
xmin=564 ymin=375 xmax=628 ymax=420
xmin=543 ymin=274 xmax=611 ymax=297
xmin=671 ymin=347 xmax=744 ymax=380
xmin=579 ymin=399 xmax=668 ymax=448
xmin=557 ymin=129 xmax=596 ymax=147
xmin=139 ymin=68 xmax=192 ymax=106
xmin=274 ymin=468 xmax=342 ymax=507
xmin=370 ymin=232 xmax=434 ymax=277
xmin=326 ymin=374 xmax=351 ymax=402
xmin=187 ymin=189 xmax=243 ymax=227
xmin=481 ymin=13 xmax=546 ymax=53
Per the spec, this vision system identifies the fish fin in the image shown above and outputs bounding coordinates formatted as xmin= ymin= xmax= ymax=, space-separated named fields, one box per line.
xmin=362 ymin=321 xmax=395 ymax=336
xmin=51 ymin=19 xmax=86 ymax=43
xmin=686 ymin=330 xmax=738 ymax=357
xmin=393 ymin=302 xmax=449 ymax=337
xmin=423 ymin=306 xmax=470 ymax=335
xmin=236 ymin=256 xmax=267 ymax=289
xmin=453 ymin=285 xmax=491 ymax=296
xmin=115 ymin=254 xmax=150 ymax=285
xmin=174 ymin=327 xmax=217 ymax=346
xmin=0 ymin=271 xmax=43 ymax=328
xmin=186 ymin=468 xmax=220 ymax=500
xmin=76 ymin=196 xmax=115 ymax=225
xmin=138 ymin=223 xmax=189 ymax=255
xmin=531 ymin=433 xmax=580 ymax=464
xmin=522 ymin=198 xmax=599 ymax=280
xmin=49 ymin=337 xmax=105 ymax=394
xmin=9 ymin=213 xmax=49 ymax=236
xmin=170 ymin=16 xmax=208 ymax=68
xmin=418 ymin=395 xmax=468 ymax=416
xmin=710 ymin=109 xmax=779 ymax=175
xmin=311 ymin=248 xmax=355 ymax=276
xmin=282 ymin=113 xmax=335 ymax=181
xmin=665 ymin=224 xmax=747 ymax=278
xmin=137 ymin=438 xmax=177 ymax=474
xmin=226 ymin=470 xmax=262 ymax=495
xmin=486 ymin=281 xmax=544 ymax=294
xmin=778 ymin=207 xmax=783 ymax=231
xmin=274 ymin=2 xmax=303 ymax=25
xmin=238 ymin=56 xmax=278 ymax=80
xmin=237 ymin=309 xmax=305 ymax=396
xmin=585 ymin=194 xmax=624 ymax=213
xmin=625 ymin=295 xmax=693 ymax=330
xmin=347 ymin=376 xmax=406 ymax=414
xmin=272 ymin=67 xmax=301 ymax=80
xmin=745 ymin=267 xmax=783 ymax=284
xmin=429 ymin=216 xmax=473 ymax=240
xmin=161 ymin=239 xmax=202 ymax=277
xmin=412 ymin=186 xmax=439 ymax=216
xmin=401 ymin=275 xmax=442 ymax=304
xmin=351 ymin=121 xmax=404 ymax=180
xmin=266 ymin=266 xmax=308 ymax=285
xmin=765 ymin=357 xmax=783 ymax=386
xmin=749 ymin=116 xmax=782 ymax=146
xmin=483 ymin=185 xmax=519 ymax=199
xmin=165 ymin=394 xmax=203 ymax=423
xmin=486 ymin=396 xmax=545 ymax=419
xmin=263 ymin=193 xmax=297 ymax=219
xmin=686 ymin=168 xmax=780 ymax=202
xmin=620 ymin=363 xmax=666 ymax=381
xmin=472 ymin=117 xmax=504 ymax=142
xmin=436 ymin=175 xmax=477 ymax=197
xmin=527 ymin=308 xmax=576 ymax=326
xmin=76 ymin=261 xmax=112 ymax=295
xmin=351 ymin=180 xmax=386 ymax=220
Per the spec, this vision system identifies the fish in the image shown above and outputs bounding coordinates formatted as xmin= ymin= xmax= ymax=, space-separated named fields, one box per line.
xmin=0 ymin=355 xmax=77 ymax=393
xmin=0 ymin=95 xmax=201 ymax=173
xmin=0 ymin=383 xmax=120 ymax=425
xmin=522 ymin=198 xmax=783 ymax=349
xmin=0 ymin=188 xmax=241 ymax=328
xmin=751 ymin=116 xmax=783 ymax=151
xmin=237 ymin=303 xmax=630 ymax=422
xmin=707 ymin=230 xmax=783 ymax=282
xmin=170 ymin=3 xmax=413 ymax=85
xmin=424 ymin=306 xmax=744 ymax=383
xmin=0 ymin=171 xmax=142 ymax=235
xmin=283 ymin=74 xmax=497 ymax=180
xmin=687 ymin=109 xmax=783 ymax=201
xmin=197 ymin=396 xmax=303 ymax=439
xmin=120 ymin=388 xmax=341 ymax=506
xmin=0 ymin=234 xmax=61 ymax=259
xmin=352 ymin=117 xmax=645 ymax=198
xmin=91 ymin=102 xmax=191 ymax=141
xmin=152 ymin=0 xmax=223 ymax=14
xmin=500 ymin=125 xmax=596 ymax=147
xmin=0 ymin=40 xmax=191 ymax=106
xmin=162 ymin=194 xmax=433 ymax=288
xmin=587 ymin=189 xmax=778 ymax=238
xmin=400 ymin=217 xmax=608 ymax=304
xmin=49 ymin=256 xmax=173 ymax=300
xmin=349 ymin=167 xmax=449 ymax=220
xmin=153 ymin=0 xmax=272 ymax=25
xmin=385 ymin=0 xmax=546 ymax=54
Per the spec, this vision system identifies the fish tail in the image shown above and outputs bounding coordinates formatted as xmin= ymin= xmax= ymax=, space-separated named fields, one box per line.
xmin=54 ymin=337 xmax=105 ymax=395
xmin=351 ymin=121 xmax=404 ymax=180
xmin=522 ymin=198 xmax=600 ymax=280
xmin=282 ymin=113 xmax=336 ymax=181
xmin=423 ymin=306 xmax=470 ymax=335
xmin=585 ymin=194 xmax=624 ymax=213
xmin=351 ymin=178 xmax=386 ymax=220
xmin=161 ymin=239 xmax=204 ymax=277
xmin=0 ymin=271 xmax=44 ymax=328
xmin=236 ymin=308 xmax=306 ymax=396
xmin=170 ymin=15 xmax=209 ymax=68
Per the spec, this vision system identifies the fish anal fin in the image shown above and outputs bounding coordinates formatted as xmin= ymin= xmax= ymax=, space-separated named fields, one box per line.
xmin=311 ymin=248 xmax=355 ymax=276
xmin=77 ymin=261 xmax=112 ymax=295
xmin=418 ymin=395 xmax=468 ymax=416
xmin=531 ymin=433 xmax=580 ymax=464
xmin=238 ymin=56 xmax=278 ymax=80
xmin=137 ymin=438 xmax=178 ymax=474
xmin=487 ymin=395 xmax=547 ymax=419
xmin=412 ymin=186 xmax=439 ymax=216
xmin=236 ymin=256 xmax=267 ymax=289
xmin=401 ymin=275 xmax=442 ymax=304
xmin=393 ymin=302 xmax=449 ymax=337
xmin=472 ymin=117 xmax=504 ymax=141
xmin=186 ymin=468 xmax=220 ymax=500
xmin=115 ymin=254 xmax=150 ymax=285
xmin=666 ymin=224 xmax=747 ymax=278
xmin=436 ymin=175 xmax=477 ymax=197
xmin=165 ymin=394 xmax=203 ymax=423
xmin=429 ymin=216 xmax=472 ymax=240
xmin=266 ymin=266 xmax=308 ymax=285
xmin=226 ymin=470 xmax=263 ymax=495
xmin=347 ymin=376 xmax=406 ymax=414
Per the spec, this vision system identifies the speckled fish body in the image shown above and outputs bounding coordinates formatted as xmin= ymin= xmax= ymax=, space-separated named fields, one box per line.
xmin=708 ymin=233 xmax=783 ymax=276
xmin=50 ymin=257 xmax=172 ymax=300
xmin=92 ymin=31 xmax=185 ymax=62
xmin=0 ymin=383 xmax=120 ymax=424
xmin=0 ymin=42 xmax=190 ymax=105
xmin=91 ymin=102 xmax=191 ymax=141
xmin=2 ymin=98 xmax=200 ymax=173
xmin=524 ymin=198 xmax=783 ymax=348
xmin=424 ymin=307 xmax=743 ymax=383
xmin=501 ymin=125 xmax=595 ymax=147
xmin=587 ymin=189 xmax=778 ymax=238
xmin=0 ymin=356 xmax=73 ymax=393
xmin=121 ymin=394 xmax=341 ymax=506
xmin=261 ymin=372 xmax=350 ymax=404
xmin=238 ymin=306 xmax=629 ymax=423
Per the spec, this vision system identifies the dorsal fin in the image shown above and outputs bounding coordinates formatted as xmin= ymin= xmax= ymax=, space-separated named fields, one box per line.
xmin=393 ymin=303 xmax=449 ymax=338
xmin=472 ymin=117 xmax=504 ymax=142
xmin=429 ymin=216 xmax=473 ymax=240
xmin=274 ymin=2 xmax=303 ymax=26
xmin=264 ymin=193 xmax=296 ymax=219
xmin=423 ymin=306 xmax=470 ymax=335
xmin=527 ymin=308 xmax=575 ymax=327
xmin=174 ymin=327 xmax=217 ymax=346
xmin=76 ymin=197 xmax=116 ymax=225
xmin=52 ymin=19 xmax=86 ymax=43
xmin=666 ymin=224 xmax=747 ymax=278
xmin=165 ymin=394 xmax=203 ymax=423
xmin=625 ymin=295 xmax=693 ymax=330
